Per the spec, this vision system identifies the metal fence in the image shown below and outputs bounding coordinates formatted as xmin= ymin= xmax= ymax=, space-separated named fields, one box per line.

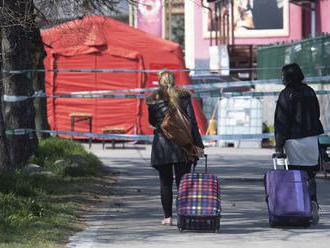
xmin=257 ymin=34 xmax=330 ymax=79
xmin=256 ymin=34 xmax=330 ymax=129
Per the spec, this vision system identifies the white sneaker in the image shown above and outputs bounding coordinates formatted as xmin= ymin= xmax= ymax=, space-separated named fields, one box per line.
xmin=161 ymin=217 xmax=172 ymax=226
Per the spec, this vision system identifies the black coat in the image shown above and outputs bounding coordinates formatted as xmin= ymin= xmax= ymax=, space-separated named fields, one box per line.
xmin=147 ymin=88 xmax=204 ymax=168
xmin=274 ymin=82 xmax=324 ymax=151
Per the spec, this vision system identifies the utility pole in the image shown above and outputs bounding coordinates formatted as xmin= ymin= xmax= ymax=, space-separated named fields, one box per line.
xmin=311 ymin=1 xmax=316 ymax=37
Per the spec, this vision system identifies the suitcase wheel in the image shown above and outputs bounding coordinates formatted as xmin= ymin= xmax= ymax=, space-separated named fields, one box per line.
xmin=214 ymin=221 xmax=220 ymax=233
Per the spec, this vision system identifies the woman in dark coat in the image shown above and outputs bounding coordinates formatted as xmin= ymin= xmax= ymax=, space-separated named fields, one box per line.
xmin=274 ymin=63 xmax=324 ymax=223
xmin=146 ymin=71 xmax=204 ymax=225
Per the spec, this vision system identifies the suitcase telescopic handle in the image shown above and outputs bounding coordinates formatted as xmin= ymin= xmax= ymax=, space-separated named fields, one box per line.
xmin=272 ymin=153 xmax=288 ymax=170
xmin=192 ymin=154 xmax=208 ymax=174
xmin=204 ymin=154 xmax=208 ymax=173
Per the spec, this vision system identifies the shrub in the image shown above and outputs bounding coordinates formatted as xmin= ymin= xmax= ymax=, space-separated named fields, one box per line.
xmin=30 ymin=138 xmax=88 ymax=166
xmin=0 ymin=171 xmax=36 ymax=197
xmin=0 ymin=138 xmax=102 ymax=245
xmin=262 ymin=122 xmax=275 ymax=148
xmin=30 ymin=137 xmax=102 ymax=176
xmin=0 ymin=172 xmax=16 ymax=194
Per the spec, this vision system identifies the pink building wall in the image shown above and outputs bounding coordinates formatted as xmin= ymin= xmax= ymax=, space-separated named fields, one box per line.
xmin=193 ymin=3 xmax=303 ymax=63
xmin=319 ymin=0 xmax=330 ymax=33
xmin=304 ymin=0 xmax=330 ymax=36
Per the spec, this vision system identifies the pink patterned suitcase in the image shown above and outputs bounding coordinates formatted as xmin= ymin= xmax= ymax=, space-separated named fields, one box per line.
xmin=176 ymin=155 xmax=221 ymax=232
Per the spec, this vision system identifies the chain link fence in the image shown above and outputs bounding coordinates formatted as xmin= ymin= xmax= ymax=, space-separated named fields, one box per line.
xmin=256 ymin=34 xmax=330 ymax=130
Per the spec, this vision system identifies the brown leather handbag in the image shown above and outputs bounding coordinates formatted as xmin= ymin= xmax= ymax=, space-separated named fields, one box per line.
xmin=160 ymin=106 xmax=197 ymax=161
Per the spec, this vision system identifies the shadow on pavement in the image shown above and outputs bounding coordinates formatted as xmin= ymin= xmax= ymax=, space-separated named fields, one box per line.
xmin=68 ymin=147 xmax=330 ymax=246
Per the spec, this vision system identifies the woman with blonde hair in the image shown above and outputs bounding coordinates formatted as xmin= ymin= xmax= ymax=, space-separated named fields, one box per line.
xmin=146 ymin=70 xmax=204 ymax=225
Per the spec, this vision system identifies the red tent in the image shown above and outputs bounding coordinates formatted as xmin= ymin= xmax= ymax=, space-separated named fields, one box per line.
xmin=41 ymin=16 xmax=207 ymax=137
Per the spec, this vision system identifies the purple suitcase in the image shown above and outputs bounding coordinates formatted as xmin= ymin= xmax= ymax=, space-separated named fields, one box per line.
xmin=264 ymin=156 xmax=312 ymax=227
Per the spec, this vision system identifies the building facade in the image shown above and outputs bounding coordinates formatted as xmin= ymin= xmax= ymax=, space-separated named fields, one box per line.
xmin=185 ymin=0 xmax=330 ymax=74
xmin=183 ymin=0 xmax=330 ymax=142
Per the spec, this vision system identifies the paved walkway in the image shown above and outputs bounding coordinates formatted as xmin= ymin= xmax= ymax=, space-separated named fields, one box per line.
xmin=67 ymin=145 xmax=330 ymax=248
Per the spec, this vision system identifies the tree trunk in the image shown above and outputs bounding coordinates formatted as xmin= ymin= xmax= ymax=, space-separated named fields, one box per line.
xmin=1 ymin=0 xmax=38 ymax=168
xmin=0 ymin=100 xmax=11 ymax=170
xmin=0 ymin=30 xmax=12 ymax=170
xmin=32 ymin=27 xmax=50 ymax=139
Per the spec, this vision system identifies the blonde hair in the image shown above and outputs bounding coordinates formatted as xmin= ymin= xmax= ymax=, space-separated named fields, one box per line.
xmin=158 ymin=70 xmax=179 ymax=107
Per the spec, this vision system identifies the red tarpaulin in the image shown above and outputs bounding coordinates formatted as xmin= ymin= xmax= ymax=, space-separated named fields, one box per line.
xmin=41 ymin=16 xmax=207 ymax=137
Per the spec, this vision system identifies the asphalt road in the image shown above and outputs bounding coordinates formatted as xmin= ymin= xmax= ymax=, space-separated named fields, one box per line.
xmin=67 ymin=144 xmax=330 ymax=248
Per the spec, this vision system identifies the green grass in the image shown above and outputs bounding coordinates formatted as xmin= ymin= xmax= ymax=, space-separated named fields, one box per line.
xmin=30 ymin=137 xmax=102 ymax=176
xmin=0 ymin=138 xmax=110 ymax=248
xmin=0 ymin=172 xmax=80 ymax=247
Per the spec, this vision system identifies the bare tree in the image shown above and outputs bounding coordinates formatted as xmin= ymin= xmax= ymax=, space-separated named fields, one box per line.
xmin=33 ymin=0 xmax=137 ymax=25
xmin=32 ymin=26 xmax=50 ymax=139
xmin=0 ymin=0 xmax=137 ymax=169
xmin=1 ymin=0 xmax=37 ymax=168
xmin=0 ymin=106 xmax=11 ymax=170
xmin=0 ymin=64 xmax=11 ymax=170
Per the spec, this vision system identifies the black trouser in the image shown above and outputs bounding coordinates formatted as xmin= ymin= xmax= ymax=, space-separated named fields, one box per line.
xmin=288 ymin=165 xmax=320 ymax=203
xmin=157 ymin=162 xmax=192 ymax=218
